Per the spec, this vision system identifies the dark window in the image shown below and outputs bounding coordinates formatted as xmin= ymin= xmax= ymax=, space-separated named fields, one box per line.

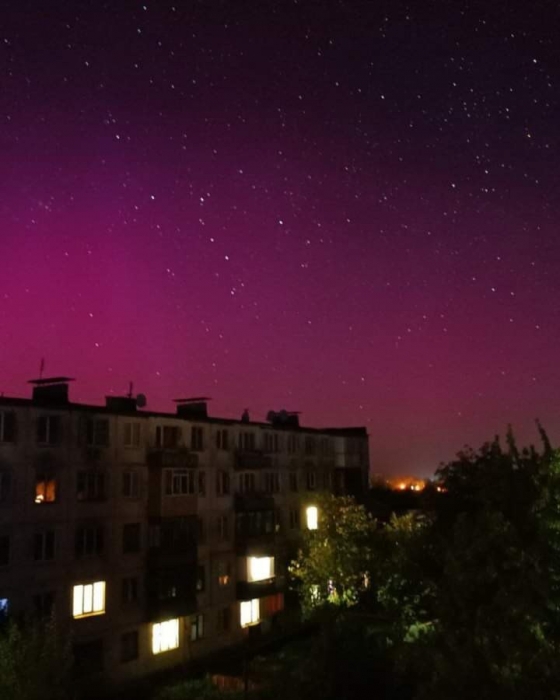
xmin=120 ymin=631 xmax=139 ymax=663
xmin=122 ymin=576 xmax=139 ymax=604
xmin=217 ymin=515 xmax=228 ymax=540
xmin=216 ymin=470 xmax=230 ymax=496
xmin=0 ymin=412 xmax=16 ymax=443
xmin=217 ymin=607 xmax=231 ymax=632
xmin=35 ymin=471 xmax=57 ymax=504
xmin=287 ymin=435 xmax=298 ymax=453
xmin=122 ymin=523 xmax=141 ymax=554
xmin=34 ymin=530 xmax=55 ymax=561
xmin=0 ymin=535 xmax=9 ymax=566
xmin=197 ymin=517 xmax=205 ymax=545
xmin=239 ymin=432 xmax=256 ymax=451
xmin=191 ymin=426 xmax=204 ymax=451
xmin=238 ymin=472 xmax=255 ymax=493
xmin=196 ymin=564 xmax=205 ymax=592
xmin=216 ymin=429 xmax=229 ymax=450
xmin=77 ymin=471 xmax=106 ymax=501
xmin=158 ymin=576 xmax=178 ymax=600
xmin=264 ymin=472 xmax=280 ymax=494
xmin=33 ymin=591 xmax=55 ymax=619
xmin=86 ymin=419 xmax=109 ymax=447
xmin=198 ymin=471 xmax=206 ymax=496
xmin=289 ymin=509 xmax=300 ymax=530
xmin=74 ymin=639 xmax=103 ymax=676
xmin=122 ymin=470 xmax=139 ymax=498
xmin=156 ymin=425 xmax=180 ymax=448
xmin=289 ymin=472 xmax=298 ymax=492
xmin=159 ymin=517 xmax=197 ymax=551
xmin=164 ymin=468 xmax=195 ymax=495
xmin=75 ymin=525 xmax=104 ymax=558
xmin=305 ymin=437 xmax=316 ymax=454
xmin=264 ymin=433 xmax=280 ymax=452
xmin=123 ymin=423 xmax=141 ymax=447
xmin=306 ymin=471 xmax=317 ymax=491
xmin=190 ymin=614 xmax=203 ymax=641
xmin=0 ymin=472 xmax=12 ymax=502
xmin=37 ymin=416 xmax=61 ymax=445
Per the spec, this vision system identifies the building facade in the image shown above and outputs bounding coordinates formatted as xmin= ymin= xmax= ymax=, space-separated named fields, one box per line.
xmin=0 ymin=378 xmax=369 ymax=686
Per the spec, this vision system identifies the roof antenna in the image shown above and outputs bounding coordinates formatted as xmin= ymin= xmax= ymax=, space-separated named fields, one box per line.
xmin=39 ymin=357 xmax=45 ymax=380
xmin=127 ymin=381 xmax=134 ymax=399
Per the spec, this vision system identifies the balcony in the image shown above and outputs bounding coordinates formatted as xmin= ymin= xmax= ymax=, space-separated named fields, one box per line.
xmin=146 ymin=530 xmax=198 ymax=620
xmin=234 ymin=450 xmax=272 ymax=471
xmin=147 ymin=448 xmax=198 ymax=469
xmin=236 ymin=579 xmax=282 ymax=601
xmin=234 ymin=493 xmax=275 ymax=512
xmin=146 ymin=568 xmax=197 ymax=621
xmin=235 ymin=531 xmax=276 ymax=556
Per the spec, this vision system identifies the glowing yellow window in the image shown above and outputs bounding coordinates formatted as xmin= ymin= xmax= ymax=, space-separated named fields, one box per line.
xmin=306 ymin=506 xmax=318 ymax=530
xmin=240 ymin=599 xmax=260 ymax=627
xmin=72 ymin=581 xmax=106 ymax=618
xmin=152 ymin=619 xmax=180 ymax=654
xmin=248 ymin=556 xmax=274 ymax=582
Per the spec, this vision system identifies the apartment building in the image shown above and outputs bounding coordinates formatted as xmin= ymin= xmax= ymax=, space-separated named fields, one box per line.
xmin=0 ymin=377 xmax=369 ymax=687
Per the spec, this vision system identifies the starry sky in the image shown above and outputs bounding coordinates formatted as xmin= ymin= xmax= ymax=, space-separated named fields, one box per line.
xmin=1 ymin=1 xmax=559 ymax=476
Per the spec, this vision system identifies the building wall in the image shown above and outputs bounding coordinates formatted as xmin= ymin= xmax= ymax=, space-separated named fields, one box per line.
xmin=0 ymin=391 xmax=369 ymax=687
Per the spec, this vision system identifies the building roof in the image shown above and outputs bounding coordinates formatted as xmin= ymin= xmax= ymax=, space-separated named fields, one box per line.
xmin=0 ymin=393 xmax=368 ymax=436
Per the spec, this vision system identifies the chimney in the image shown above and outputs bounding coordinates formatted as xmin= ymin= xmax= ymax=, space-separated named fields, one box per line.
xmin=105 ymin=396 xmax=137 ymax=413
xmin=174 ymin=397 xmax=210 ymax=420
xmin=28 ymin=377 xmax=74 ymax=405
xmin=266 ymin=409 xmax=300 ymax=428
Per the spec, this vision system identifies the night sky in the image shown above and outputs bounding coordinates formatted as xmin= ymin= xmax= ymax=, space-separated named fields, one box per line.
xmin=1 ymin=1 xmax=559 ymax=476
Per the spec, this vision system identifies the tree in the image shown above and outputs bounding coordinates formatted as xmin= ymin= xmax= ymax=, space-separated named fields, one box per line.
xmin=289 ymin=494 xmax=376 ymax=615
xmin=0 ymin=617 xmax=72 ymax=700
xmin=375 ymin=427 xmax=560 ymax=700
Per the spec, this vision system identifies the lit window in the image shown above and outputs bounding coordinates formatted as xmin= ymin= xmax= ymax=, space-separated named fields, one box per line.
xmin=152 ymin=618 xmax=180 ymax=654
xmin=248 ymin=556 xmax=274 ymax=582
xmin=306 ymin=506 xmax=318 ymax=530
xmin=240 ymin=599 xmax=260 ymax=627
xmin=73 ymin=581 xmax=106 ymax=618
xmin=35 ymin=472 xmax=56 ymax=504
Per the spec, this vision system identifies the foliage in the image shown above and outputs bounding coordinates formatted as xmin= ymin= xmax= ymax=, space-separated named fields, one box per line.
xmin=374 ymin=427 xmax=560 ymax=700
xmin=288 ymin=494 xmax=376 ymax=615
xmin=252 ymin=618 xmax=413 ymax=700
xmin=154 ymin=676 xmax=243 ymax=700
xmin=0 ymin=616 xmax=72 ymax=700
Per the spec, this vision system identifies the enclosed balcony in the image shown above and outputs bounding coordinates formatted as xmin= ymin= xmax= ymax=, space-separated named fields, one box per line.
xmin=236 ymin=555 xmax=283 ymax=601
xmin=234 ymin=450 xmax=272 ymax=471
xmin=147 ymin=448 xmax=198 ymax=469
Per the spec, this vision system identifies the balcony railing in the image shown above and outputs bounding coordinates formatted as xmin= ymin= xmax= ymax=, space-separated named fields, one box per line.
xmin=234 ymin=450 xmax=273 ymax=471
xmin=236 ymin=578 xmax=282 ymax=601
xmin=147 ymin=448 xmax=198 ymax=469
xmin=234 ymin=493 xmax=276 ymax=512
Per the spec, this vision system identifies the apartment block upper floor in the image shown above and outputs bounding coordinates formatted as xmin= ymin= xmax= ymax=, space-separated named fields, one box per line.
xmin=0 ymin=377 xmax=369 ymax=470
